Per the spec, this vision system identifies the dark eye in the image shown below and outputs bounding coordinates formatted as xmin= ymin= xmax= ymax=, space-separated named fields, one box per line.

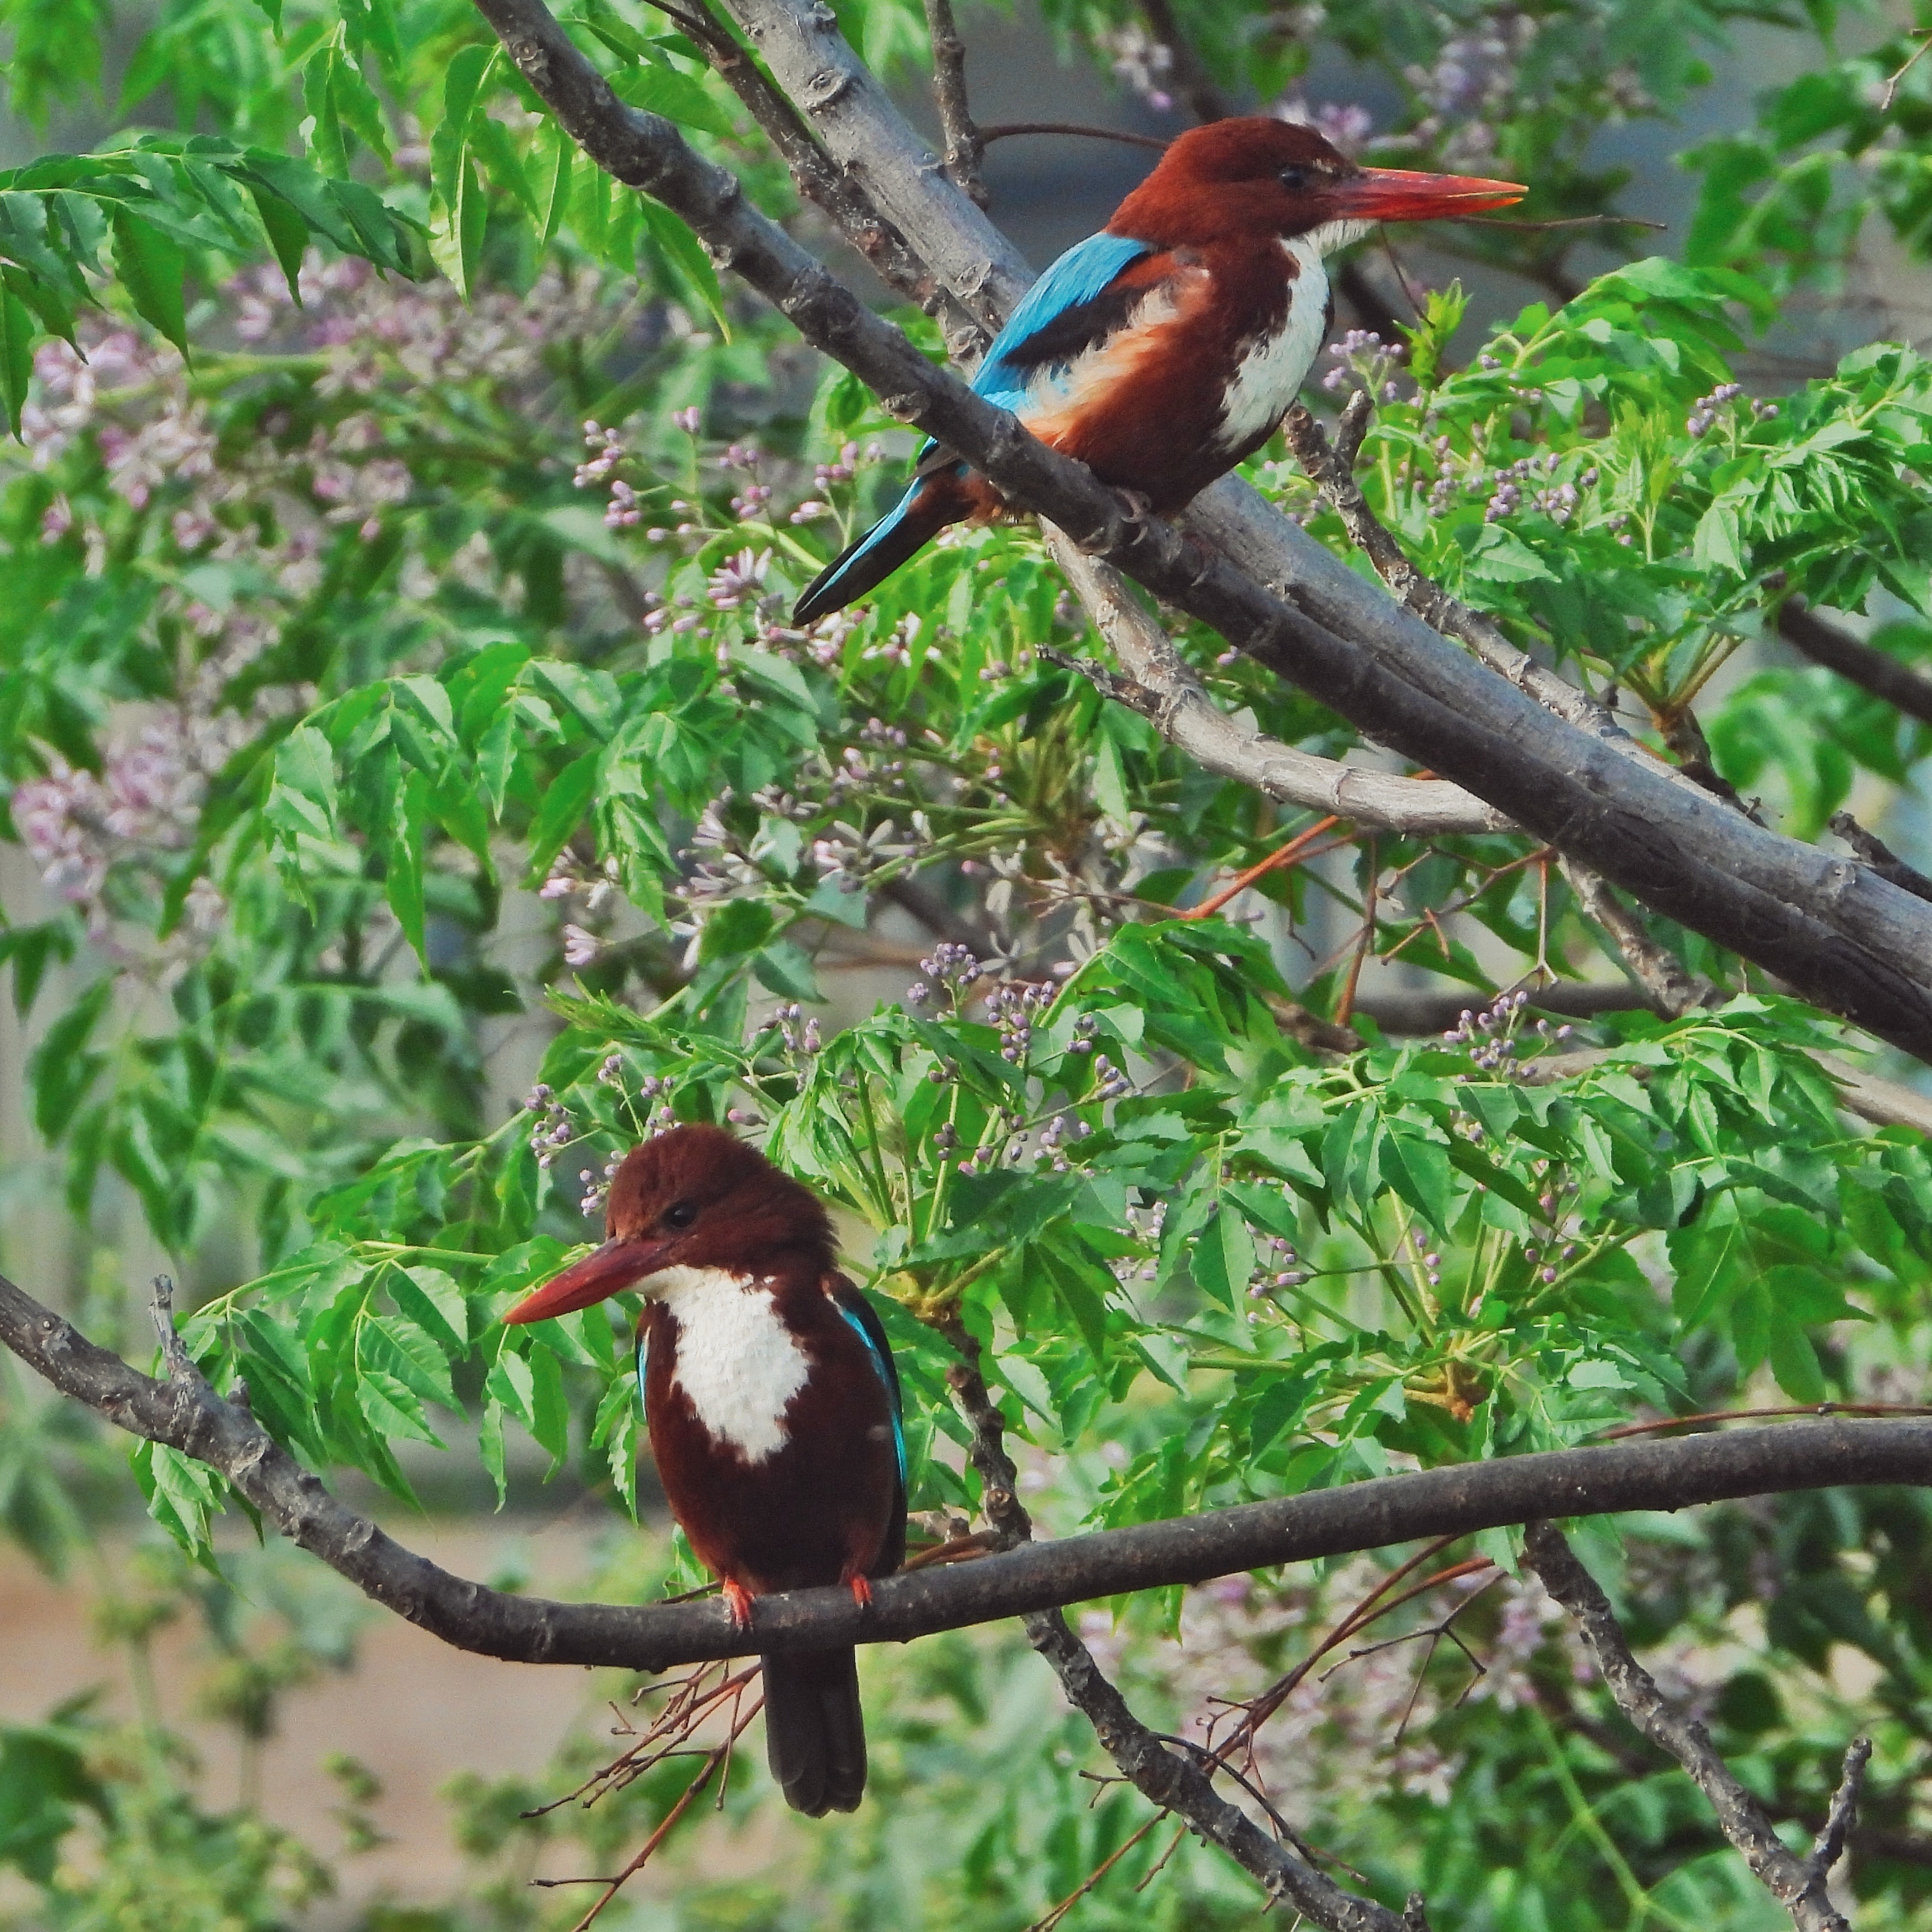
xmin=1279 ymin=164 xmax=1311 ymax=192
xmin=663 ymin=1201 xmax=698 ymax=1230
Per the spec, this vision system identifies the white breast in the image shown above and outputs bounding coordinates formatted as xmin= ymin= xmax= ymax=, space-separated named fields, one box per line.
xmin=648 ymin=1266 xmax=808 ymax=1464
xmin=1215 ymin=236 xmax=1333 ymax=453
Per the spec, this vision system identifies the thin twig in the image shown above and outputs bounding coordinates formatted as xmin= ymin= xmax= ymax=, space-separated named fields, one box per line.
xmin=1879 ymin=28 xmax=1932 ymax=111
xmin=1025 ymin=1812 xmax=1167 ymax=1931
xmin=1182 ymin=817 xmax=1344 ymax=922
xmin=1829 ymin=811 xmax=1932 ymax=907
xmin=978 ymin=121 xmax=1168 ymax=151
xmin=1467 ymin=214 xmax=1667 ymax=233
xmin=923 ymin=0 xmax=986 ymax=205
xmin=1524 ymin=1521 xmax=1855 ymax=1931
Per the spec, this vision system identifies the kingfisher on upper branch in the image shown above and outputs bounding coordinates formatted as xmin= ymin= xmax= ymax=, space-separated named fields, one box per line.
xmin=502 ymin=1124 xmax=905 ymax=1817
xmin=792 ymin=116 xmax=1524 ymax=624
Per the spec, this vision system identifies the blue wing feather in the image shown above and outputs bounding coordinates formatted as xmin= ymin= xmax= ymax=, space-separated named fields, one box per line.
xmin=834 ymin=1294 xmax=906 ymax=1487
xmin=971 ymin=230 xmax=1153 ymax=411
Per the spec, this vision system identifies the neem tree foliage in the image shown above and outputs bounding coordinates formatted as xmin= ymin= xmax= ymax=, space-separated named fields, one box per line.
xmin=7 ymin=0 xmax=1932 ymax=1927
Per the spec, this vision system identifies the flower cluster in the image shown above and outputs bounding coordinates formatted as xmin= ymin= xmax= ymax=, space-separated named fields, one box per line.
xmin=1096 ymin=22 xmax=1174 ymax=110
xmin=526 ymin=1084 xmax=575 ymax=1170
xmin=1403 ymin=7 xmax=1539 ymax=169
xmin=909 ymin=942 xmax=982 ymax=1010
xmin=1322 ymin=329 xmax=1408 ymax=403
xmin=984 ymin=980 xmax=1054 ymax=1063
xmin=1686 ymin=382 xmax=1779 ymax=437
xmin=1441 ymin=987 xmax=1571 ymax=1077
xmin=764 ymin=1002 xmax=821 ymax=1056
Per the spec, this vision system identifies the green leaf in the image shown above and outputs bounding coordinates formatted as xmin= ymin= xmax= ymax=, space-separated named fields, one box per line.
xmin=634 ymin=195 xmax=729 ymax=337
xmin=29 ymin=980 xmax=111 ymax=1140
xmin=385 ymin=767 xmax=430 ymax=961
xmin=524 ymin=751 xmax=600 ymax=884
xmin=1191 ymin=1202 xmax=1255 ymax=1307
xmin=608 ymin=63 xmax=736 ymax=137
xmin=0 ymin=284 xmax=36 ymax=437
xmin=109 ymin=210 xmax=187 ymax=354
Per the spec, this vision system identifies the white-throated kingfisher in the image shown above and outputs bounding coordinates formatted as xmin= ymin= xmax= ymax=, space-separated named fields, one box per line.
xmin=793 ymin=116 xmax=1524 ymax=622
xmin=502 ymin=1124 xmax=906 ymax=1816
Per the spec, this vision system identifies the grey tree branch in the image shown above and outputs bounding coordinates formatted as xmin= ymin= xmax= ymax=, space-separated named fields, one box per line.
xmin=1779 ymin=596 xmax=1932 ymax=730
xmin=1280 ymin=397 xmax=1647 ymax=759
xmin=657 ymin=0 xmax=949 ymax=317
xmin=1557 ymin=857 xmax=1715 ymax=1019
xmin=942 ymin=1325 xmax=1412 ymax=1932
xmin=922 ymin=0 xmax=986 ymax=207
xmin=9 ymin=1264 xmax=1932 ymax=1675
xmin=1041 ymin=532 xmax=1511 ymax=836
xmin=1829 ymin=811 xmax=1932 ymax=907
xmin=1523 ymin=1521 xmax=1860 ymax=1932
xmin=642 ymin=0 xmax=1932 ymax=1063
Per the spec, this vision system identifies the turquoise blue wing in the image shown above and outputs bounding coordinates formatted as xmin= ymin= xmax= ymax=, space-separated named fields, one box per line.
xmin=971 ymin=230 xmax=1154 ymax=411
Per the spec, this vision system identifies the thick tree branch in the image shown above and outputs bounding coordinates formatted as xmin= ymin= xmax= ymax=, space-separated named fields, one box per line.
xmin=659 ymin=0 xmax=951 ymax=318
xmin=8 ymin=1267 xmax=1932 ymax=1674
xmin=1524 ymin=1522 xmax=1860 ymax=1931
xmin=596 ymin=0 xmax=1932 ymax=1061
xmin=1041 ymin=533 xmax=1511 ymax=836
xmin=1779 ymin=596 xmax=1932 ymax=730
xmin=469 ymin=0 xmax=1932 ymax=1058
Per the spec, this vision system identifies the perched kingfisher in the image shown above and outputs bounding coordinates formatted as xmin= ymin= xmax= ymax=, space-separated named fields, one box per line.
xmin=793 ymin=116 xmax=1524 ymax=623
xmin=503 ymin=1125 xmax=906 ymax=1816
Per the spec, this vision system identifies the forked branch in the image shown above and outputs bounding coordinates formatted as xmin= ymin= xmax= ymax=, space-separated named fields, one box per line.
xmin=1524 ymin=1521 xmax=1865 ymax=1931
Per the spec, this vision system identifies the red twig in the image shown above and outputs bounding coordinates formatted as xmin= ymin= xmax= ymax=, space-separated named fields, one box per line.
xmin=1183 ymin=817 xmax=1344 ymax=922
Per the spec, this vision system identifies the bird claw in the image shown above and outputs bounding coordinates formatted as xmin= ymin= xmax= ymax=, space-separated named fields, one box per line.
xmin=1110 ymin=487 xmax=1156 ymax=523
xmin=846 ymin=1574 xmax=873 ymax=1610
xmin=722 ymin=1577 xmax=756 ymax=1628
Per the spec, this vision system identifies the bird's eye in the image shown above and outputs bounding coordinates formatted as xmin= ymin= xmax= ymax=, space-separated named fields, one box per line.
xmin=663 ymin=1201 xmax=698 ymax=1231
xmin=1279 ymin=164 xmax=1311 ymax=192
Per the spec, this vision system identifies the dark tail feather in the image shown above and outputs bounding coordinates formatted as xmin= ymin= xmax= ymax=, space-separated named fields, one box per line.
xmin=792 ymin=478 xmax=961 ymax=625
xmin=761 ymin=1647 xmax=867 ymax=1815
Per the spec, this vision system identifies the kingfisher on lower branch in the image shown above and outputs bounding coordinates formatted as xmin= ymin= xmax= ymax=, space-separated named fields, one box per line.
xmin=793 ymin=115 xmax=1524 ymax=623
xmin=503 ymin=1124 xmax=905 ymax=1817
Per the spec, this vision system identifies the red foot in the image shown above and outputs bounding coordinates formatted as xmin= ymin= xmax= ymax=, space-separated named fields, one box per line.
xmin=846 ymin=1573 xmax=873 ymax=1609
xmin=721 ymin=1577 xmax=756 ymax=1628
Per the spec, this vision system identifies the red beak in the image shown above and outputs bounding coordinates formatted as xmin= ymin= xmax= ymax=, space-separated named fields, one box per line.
xmin=1331 ymin=167 xmax=1526 ymax=223
xmin=500 ymin=1237 xmax=675 ymax=1325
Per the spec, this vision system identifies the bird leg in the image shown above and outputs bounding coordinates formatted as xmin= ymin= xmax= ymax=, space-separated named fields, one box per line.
xmin=843 ymin=1570 xmax=874 ymax=1609
xmin=721 ymin=1576 xmax=757 ymax=1628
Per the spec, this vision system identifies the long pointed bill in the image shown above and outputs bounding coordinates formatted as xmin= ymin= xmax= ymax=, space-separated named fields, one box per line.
xmin=1332 ymin=167 xmax=1526 ymax=224
xmin=501 ymin=1237 xmax=674 ymax=1325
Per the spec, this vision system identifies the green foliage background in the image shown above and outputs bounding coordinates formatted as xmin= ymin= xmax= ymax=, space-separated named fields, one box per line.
xmin=5 ymin=0 xmax=1932 ymax=1926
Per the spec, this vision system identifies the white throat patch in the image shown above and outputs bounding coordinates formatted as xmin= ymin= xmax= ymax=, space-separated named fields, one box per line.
xmin=1216 ymin=236 xmax=1333 ymax=453
xmin=645 ymin=1266 xmax=808 ymax=1463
